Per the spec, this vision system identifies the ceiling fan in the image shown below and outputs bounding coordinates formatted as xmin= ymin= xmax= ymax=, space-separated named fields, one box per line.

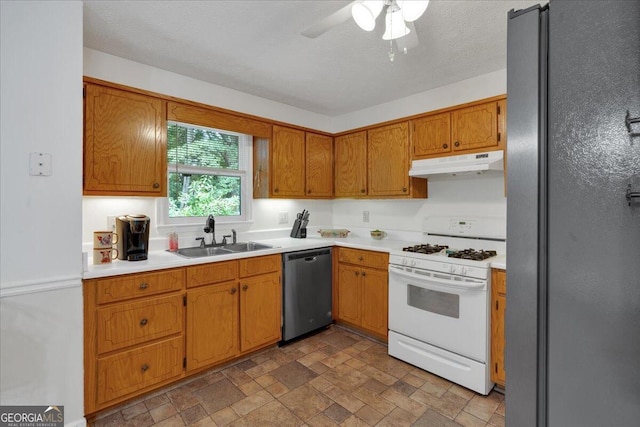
xmin=301 ymin=0 xmax=430 ymax=61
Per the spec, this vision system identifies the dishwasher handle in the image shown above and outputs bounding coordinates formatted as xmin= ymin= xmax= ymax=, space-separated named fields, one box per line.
xmin=284 ymin=247 xmax=331 ymax=261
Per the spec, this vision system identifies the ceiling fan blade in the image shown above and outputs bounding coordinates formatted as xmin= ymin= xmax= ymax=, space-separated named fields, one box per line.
xmin=394 ymin=22 xmax=419 ymax=53
xmin=301 ymin=1 xmax=356 ymax=38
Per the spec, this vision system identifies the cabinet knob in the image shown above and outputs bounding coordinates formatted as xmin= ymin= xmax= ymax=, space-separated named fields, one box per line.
xmin=152 ymin=182 xmax=160 ymax=189
xmin=454 ymin=141 xmax=460 ymax=147
xmin=307 ymin=189 xmax=311 ymax=194
xmin=139 ymin=282 xmax=148 ymax=290
xmin=140 ymin=318 xmax=148 ymax=326
xmin=358 ymin=256 xmax=364 ymax=261
xmin=274 ymin=188 xmax=279 ymax=193
xmin=443 ymin=143 xmax=448 ymax=149
xmin=141 ymin=364 xmax=149 ymax=373
xmin=361 ymin=271 xmax=367 ymax=277
xmin=230 ymin=287 xmax=237 ymax=294
xmin=355 ymin=271 xmax=360 ymax=276
xmin=402 ymin=187 xmax=407 ymax=192
xmin=242 ymin=284 xmax=249 ymax=291
xmin=360 ymin=189 xmax=365 ymax=193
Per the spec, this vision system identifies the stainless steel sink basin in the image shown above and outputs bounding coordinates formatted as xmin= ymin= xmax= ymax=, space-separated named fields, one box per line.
xmin=223 ymin=242 xmax=273 ymax=252
xmin=174 ymin=246 xmax=234 ymax=258
xmin=171 ymin=242 xmax=273 ymax=258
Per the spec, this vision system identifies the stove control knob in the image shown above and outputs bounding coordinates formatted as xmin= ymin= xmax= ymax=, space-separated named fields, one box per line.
xmin=410 ymin=260 xmax=417 ymax=267
xmin=402 ymin=259 xmax=408 ymax=265
xmin=461 ymin=267 xmax=468 ymax=275
xmin=449 ymin=265 xmax=457 ymax=274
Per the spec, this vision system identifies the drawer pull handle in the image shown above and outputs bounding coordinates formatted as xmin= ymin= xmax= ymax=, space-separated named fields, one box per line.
xmin=140 ymin=318 xmax=148 ymax=326
xmin=242 ymin=284 xmax=249 ymax=291
xmin=230 ymin=287 xmax=237 ymax=294
xmin=139 ymin=282 xmax=148 ymax=290
xmin=141 ymin=364 xmax=149 ymax=373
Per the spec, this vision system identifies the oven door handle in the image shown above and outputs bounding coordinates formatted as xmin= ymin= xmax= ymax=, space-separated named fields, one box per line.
xmin=388 ymin=265 xmax=486 ymax=291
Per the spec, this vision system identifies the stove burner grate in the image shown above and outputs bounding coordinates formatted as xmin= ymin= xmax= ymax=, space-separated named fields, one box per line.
xmin=402 ymin=244 xmax=448 ymax=254
xmin=448 ymin=249 xmax=497 ymax=261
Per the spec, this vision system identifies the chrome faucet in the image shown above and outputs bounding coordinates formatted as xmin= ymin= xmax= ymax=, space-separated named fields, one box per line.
xmin=221 ymin=229 xmax=237 ymax=245
xmin=204 ymin=214 xmax=216 ymax=245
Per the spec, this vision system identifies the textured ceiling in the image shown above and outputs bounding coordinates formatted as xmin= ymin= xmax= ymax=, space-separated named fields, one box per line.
xmin=83 ymin=0 xmax=538 ymax=116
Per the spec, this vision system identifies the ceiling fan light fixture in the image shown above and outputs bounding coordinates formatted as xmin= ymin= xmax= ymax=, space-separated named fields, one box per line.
xmin=397 ymin=0 xmax=430 ymax=22
xmin=382 ymin=7 xmax=410 ymax=40
xmin=352 ymin=1 xmax=384 ymax=31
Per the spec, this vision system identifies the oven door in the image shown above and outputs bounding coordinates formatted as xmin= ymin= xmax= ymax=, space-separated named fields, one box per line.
xmin=388 ymin=264 xmax=489 ymax=362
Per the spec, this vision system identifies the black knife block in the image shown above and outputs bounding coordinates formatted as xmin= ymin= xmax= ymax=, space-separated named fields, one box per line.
xmin=290 ymin=219 xmax=306 ymax=238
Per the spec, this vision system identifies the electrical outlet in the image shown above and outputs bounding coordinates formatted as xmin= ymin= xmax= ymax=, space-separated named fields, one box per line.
xmin=363 ymin=211 xmax=369 ymax=222
xmin=278 ymin=212 xmax=288 ymax=224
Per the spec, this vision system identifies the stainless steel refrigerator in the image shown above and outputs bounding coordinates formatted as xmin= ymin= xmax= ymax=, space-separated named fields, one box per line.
xmin=506 ymin=1 xmax=640 ymax=426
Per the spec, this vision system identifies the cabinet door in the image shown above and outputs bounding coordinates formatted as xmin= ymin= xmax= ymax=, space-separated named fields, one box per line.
xmin=337 ymin=264 xmax=362 ymax=325
xmin=186 ymin=282 xmax=239 ymax=371
xmin=412 ymin=112 xmax=452 ymax=157
xmin=334 ymin=131 xmax=367 ymax=197
xmin=491 ymin=269 xmax=506 ymax=386
xmin=360 ymin=267 xmax=388 ymax=337
xmin=451 ymin=102 xmax=499 ymax=152
xmin=305 ymin=132 xmax=333 ymax=198
xmin=84 ymin=84 xmax=166 ymax=196
xmin=271 ymin=125 xmax=305 ymax=197
xmin=368 ymin=122 xmax=410 ymax=197
xmin=239 ymin=272 xmax=281 ymax=352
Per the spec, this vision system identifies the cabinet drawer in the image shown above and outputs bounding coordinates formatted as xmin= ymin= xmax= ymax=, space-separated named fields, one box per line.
xmin=97 ymin=336 xmax=183 ymax=405
xmin=492 ymin=269 xmax=506 ymax=295
xmin=338 ymin=248 xmax=388 ymax=270
xmin=97 ymin=294 xmax=183 ymax=354
xmin=239 ymin=255 xmax=280 ymax=278
xmin=95 ymin=269 xmax=184 ymax=304
xmin=186 ymin=260 xmax=237 ymax=288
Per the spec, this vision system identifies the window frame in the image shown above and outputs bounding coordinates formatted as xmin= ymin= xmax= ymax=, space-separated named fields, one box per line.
xmin=156 ymin=121 xmax=253 ymax=231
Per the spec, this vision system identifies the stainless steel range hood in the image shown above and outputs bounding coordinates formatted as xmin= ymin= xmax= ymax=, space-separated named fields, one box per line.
xmin=409 ymin=150 xmax=504 ymax=179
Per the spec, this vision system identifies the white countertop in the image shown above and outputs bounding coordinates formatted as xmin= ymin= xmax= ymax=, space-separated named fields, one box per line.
xmin=84 ymin=236 xmax=410 ymax=279
xmin=84 ymin=236 xmax=507 ymax=279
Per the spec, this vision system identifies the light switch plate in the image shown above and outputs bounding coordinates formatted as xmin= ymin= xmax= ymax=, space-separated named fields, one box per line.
xmin=29 ymin=152 xmax=52 ymax=176
xmin=278 ymin=212 xmax=288 ymax=224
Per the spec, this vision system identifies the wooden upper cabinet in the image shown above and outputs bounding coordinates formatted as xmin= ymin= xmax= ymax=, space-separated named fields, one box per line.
xmin=451 ymin=102 xmax=499 ymax=152
xmin=305 ymin=132 xmax=333 ymax=198
xmin=84 ymin=83 xmax=166 ymax=196
xmin=334 ymin=131 xmax=367 ymax=197
xmin=368 ymin=122 xmax=410 ymax=197
xmin=412 ymin=112 xmax=452 ymax=157
xmin=271 ymin=125 xmax=306 ymax=197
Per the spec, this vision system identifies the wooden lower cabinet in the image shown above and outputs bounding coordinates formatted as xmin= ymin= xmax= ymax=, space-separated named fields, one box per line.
xmin=186 ymin=281 xmax=239 ymax=371
xmin=239 ymin=272 xmax=282 ymax=352
xmin=336 ymin=248 xmax=388 ymax=340
xmin=84 ymin=269 xmax=186 ymax=414
xmin=491 ymin=268 xmax=506 ymax=387
xmin=84 ymin=255 xmax=283 ymax=416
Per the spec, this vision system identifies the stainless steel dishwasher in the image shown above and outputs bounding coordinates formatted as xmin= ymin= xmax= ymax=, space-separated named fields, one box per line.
xmin=282 ymin=247 xmax=333 ymax=342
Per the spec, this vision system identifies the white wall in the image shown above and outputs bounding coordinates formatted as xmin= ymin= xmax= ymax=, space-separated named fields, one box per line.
xmin=0 ymin=1 xmax=85 ymax=426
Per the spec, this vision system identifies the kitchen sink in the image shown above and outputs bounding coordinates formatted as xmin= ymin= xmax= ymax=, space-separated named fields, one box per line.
xmin=221 ymin=242 xmax=273 ymax=252
xmin=171 ymin=242 xmax=273 ymax=258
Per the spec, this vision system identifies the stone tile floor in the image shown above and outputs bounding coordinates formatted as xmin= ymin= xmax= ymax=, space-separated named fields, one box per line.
xmin=93 ymin=326 xmax=504 ymax=427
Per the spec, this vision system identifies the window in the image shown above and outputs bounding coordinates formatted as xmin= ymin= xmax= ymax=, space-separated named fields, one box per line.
xmin=160 ymin=121 xmax=252 ymax=227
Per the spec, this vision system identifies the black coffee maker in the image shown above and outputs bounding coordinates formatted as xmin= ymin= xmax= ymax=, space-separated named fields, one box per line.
xmin=116 ymin=214 xmax=150 ymax=261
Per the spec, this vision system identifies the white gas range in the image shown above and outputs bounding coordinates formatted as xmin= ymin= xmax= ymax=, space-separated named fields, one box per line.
xmin=388 ymin=217 xmax=505 ymax=395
